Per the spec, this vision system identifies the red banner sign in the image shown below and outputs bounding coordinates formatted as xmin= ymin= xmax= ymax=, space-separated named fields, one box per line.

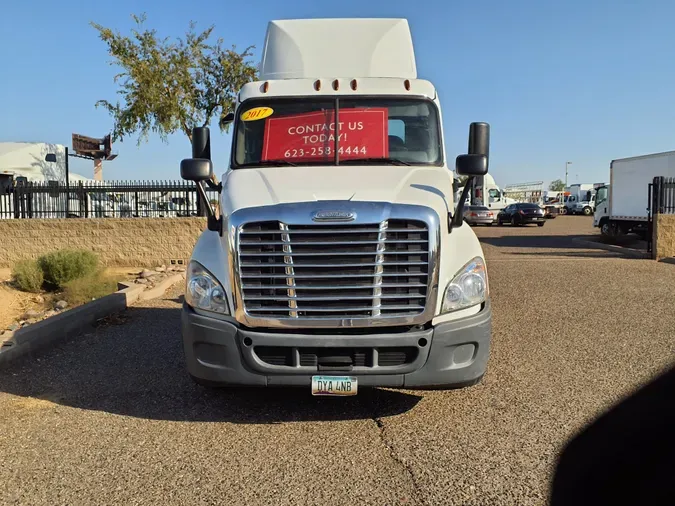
xmin=261 ymin=108 xmax=389 ymax=162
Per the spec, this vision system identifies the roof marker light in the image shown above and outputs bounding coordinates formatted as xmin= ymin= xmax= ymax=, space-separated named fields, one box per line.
xmin=262 ymin=81 xmax=269 ymax=93
xmin=332 ymin=79 xmax=339 ymax=91
xmin=350 ymin=79 xmax=357 ymax=91
xmin=404 ymin=79 xmax=411 ymax=91
xmin=314 ymin=79 xmax=321 ymax=91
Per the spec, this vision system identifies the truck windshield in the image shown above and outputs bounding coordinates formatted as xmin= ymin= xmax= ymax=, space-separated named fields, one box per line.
xmin=233 ymin=98 xmax=442 ymax=167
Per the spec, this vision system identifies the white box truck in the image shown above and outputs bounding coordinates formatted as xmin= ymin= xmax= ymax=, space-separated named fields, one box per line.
xmin=178 ymin=18 xmax=493 ymax=395
xmin=594 ymin=151 xmax=675 ymax=238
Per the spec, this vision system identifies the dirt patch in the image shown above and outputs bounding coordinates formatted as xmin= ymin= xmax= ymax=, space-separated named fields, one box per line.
xmin=0 ymin=282 xmax=46 ymax=333
xmin=0 ymin=267 xmax=141 ymax=340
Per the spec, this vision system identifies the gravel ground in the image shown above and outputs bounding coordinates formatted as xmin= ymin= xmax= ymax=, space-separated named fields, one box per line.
xmin=1 ymin=216 xmax=673 ymax=505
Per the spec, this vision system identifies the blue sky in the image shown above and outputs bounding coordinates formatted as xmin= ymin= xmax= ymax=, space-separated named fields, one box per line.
xmin=1 ymin=0 xmax=674 ymax=188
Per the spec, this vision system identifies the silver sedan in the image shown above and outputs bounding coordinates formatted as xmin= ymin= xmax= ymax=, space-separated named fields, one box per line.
xmin=463 ymin=205 xmax=496 ymax=226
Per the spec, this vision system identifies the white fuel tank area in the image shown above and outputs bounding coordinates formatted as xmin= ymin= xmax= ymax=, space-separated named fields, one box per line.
xmin=259 ymin=18 xmax=417 ymax=80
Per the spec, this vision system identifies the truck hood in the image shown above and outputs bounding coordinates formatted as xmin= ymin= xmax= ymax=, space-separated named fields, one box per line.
xmin=221 ymin=165 xmax=455 ymax=219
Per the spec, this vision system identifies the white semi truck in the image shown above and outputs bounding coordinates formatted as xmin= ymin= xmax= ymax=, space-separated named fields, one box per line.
xmin=566 ymin=183 xmax=596 ymax=215
xmin=476 ymin=174 xmax=519 ymax=211
xmin=569 ymin=193 xmax=596 ymax=216
xmin=453 ymin=174 xmax=517 ymax=211
xmin=179 ymin=18 xmax=493 ymax=395
xmin=594 ymin=151 xmax=675 ymax=239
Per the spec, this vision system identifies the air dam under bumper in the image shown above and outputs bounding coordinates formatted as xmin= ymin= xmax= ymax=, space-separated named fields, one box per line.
xmin=181 ymin=300 xmax=492 ymax=389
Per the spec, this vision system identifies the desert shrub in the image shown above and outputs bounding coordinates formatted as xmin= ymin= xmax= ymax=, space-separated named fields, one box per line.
xmin=62 ymin=270 xmax=117 ymax=306
xmin=11 ymin=259 xmax=44 ymax=293
xmin=38 ymin=249 xmax=99 ymax=288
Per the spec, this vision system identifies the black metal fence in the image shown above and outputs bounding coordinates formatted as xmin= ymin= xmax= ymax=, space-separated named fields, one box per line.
xmin=0 ymin=180 xmax=219 ymax=219
xmin=653 ymin=176 xmax=675 ymax=215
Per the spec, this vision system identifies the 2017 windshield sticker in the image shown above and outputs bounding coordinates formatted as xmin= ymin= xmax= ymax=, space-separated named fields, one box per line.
xmin=241 ymin=107 xmax=274 ymax=121
xmin=261 ymin=108 xmax=389 ymax=162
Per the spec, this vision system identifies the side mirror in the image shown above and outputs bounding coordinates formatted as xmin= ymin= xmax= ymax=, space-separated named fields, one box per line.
xmin=449 ymin=121 xmax=490 ymax=232
xmin=45 ymin=153 xmax=57 ymax=162
xmin=455 ymin=154 xmax=488 ymax=176
xmin=455 ymin=122 xmax=490 ymax=176
xmin=468 ymin=122 xmax=489 ymax=161
xmin=191 ymin=126 xmax=212 ymax=161
xmin=180 ymin=158 xmax=213 ymax=182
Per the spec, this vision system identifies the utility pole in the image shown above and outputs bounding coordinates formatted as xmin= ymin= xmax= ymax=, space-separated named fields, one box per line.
xmin=564 ymin=161 xmax=572 ymax=212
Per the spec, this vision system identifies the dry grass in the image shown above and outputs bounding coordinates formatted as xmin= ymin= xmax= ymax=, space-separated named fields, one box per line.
xmin=38 ymin=249 xmax=99 ymax=289
xmin=61 ymin=270 xmax=118 ymax=306
xmin=11 ymin=259 xmax=44 ymax=293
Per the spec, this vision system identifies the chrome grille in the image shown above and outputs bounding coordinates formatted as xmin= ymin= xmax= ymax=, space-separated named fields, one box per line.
xmin=237 ymin=219 xmax=430 ymax=320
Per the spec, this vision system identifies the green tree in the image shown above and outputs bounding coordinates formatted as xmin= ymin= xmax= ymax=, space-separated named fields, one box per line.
xmin=91 ymin=14 xmax=258 ymax=145
xmin=549 ymin=179 xmax=565 ymax=191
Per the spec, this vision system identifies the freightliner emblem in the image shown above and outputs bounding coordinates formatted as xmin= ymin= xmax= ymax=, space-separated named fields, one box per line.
xmin=311 ymin=210 xmax=356 ymax=222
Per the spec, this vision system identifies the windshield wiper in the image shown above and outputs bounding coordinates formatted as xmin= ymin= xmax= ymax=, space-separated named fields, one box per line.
xmin=238 ymin=160 xmax=298 ymax=168
xmin=339 ymin=157 xmax=412 ymax=166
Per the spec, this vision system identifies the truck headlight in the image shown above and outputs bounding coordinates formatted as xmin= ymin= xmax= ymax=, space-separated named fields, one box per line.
xmin=441 ymin=256 xmax=488 ymax=313
xmin=185 ymin=261 xmax=229 ymax=314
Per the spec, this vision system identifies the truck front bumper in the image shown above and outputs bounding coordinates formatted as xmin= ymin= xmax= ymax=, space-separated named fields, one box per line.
xmin=181 ymin=300 xmax=492 ymax=389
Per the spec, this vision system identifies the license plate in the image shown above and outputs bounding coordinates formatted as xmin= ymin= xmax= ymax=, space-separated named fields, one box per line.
xmin=311 ymin=376 xmax=358 ymax=396
xmin=478 ymin=213 xmax=489 ymax=217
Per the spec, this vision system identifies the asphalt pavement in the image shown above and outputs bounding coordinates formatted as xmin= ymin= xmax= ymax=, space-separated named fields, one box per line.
xmin=1 ymin=216 xmax=674 ymax=505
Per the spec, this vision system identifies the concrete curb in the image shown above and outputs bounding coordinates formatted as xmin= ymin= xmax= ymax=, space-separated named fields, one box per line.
xmin=571 ymin=237 xmax=651 ymax=259
xmin=138 ymin=273 xmax=185 ymax=301
xmin=0 ymin=274 xmax=184 ymax=368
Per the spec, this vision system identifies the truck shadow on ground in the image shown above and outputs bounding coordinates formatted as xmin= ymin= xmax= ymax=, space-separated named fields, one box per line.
xmin=0 ymin=307 xmax=422 ymax=424
xmin=550 ymin=363 xmax=675 ymax=506
xmin=480 ymin=234 xmax=647 ymax=258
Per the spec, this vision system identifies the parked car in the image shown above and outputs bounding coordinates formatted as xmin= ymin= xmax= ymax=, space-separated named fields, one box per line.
xmin=463 ymin=205 xmax=495 ymax=226
xmin=497 ymin=202 xmax=546 ymax=227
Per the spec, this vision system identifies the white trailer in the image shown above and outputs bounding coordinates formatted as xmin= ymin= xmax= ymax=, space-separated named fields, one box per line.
xmin=0 ymin=142 xmax=98 ymax=219
xmin=593 ymin=151 xmax=675 ymax=238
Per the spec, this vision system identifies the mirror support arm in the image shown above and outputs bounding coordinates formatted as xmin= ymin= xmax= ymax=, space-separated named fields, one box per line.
xmin=195 ymin=181 xmax=222 ymax=234
xmin=187 ymin=126 xmax=223 ymax=233
xmin=449 ymin=176 xmax=475 ymax=232
xmin=205 ymin=179 xmax=222 ymax=191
